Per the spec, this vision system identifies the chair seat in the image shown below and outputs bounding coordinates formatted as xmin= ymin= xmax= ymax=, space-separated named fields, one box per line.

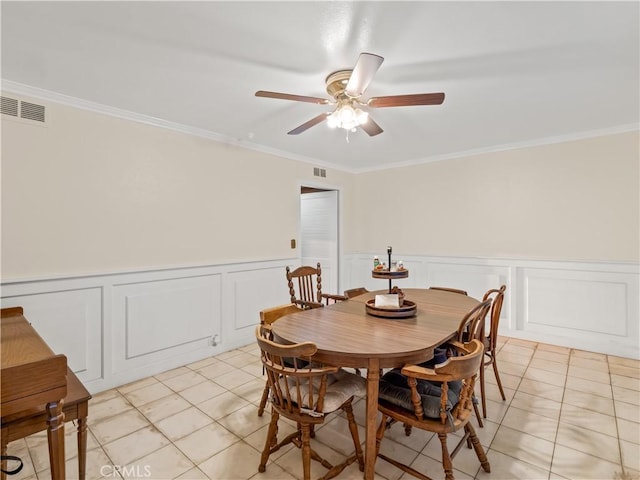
xmin=379 ymin=368 xmax=462 ymax=420
xmin=281 ymin=369 xmax=365 ymax=413
xmin=378 ymin=398 xmax=472 ymax=436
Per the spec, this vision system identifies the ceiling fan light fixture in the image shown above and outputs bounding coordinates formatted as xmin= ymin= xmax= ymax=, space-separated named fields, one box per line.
xmin=339 ymin=104 xmax=355 ymax=122
xmin=327 ymin=103 xmax=368 ymax=131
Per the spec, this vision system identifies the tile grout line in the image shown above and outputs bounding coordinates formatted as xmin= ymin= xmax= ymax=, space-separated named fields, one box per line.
xmin=548 ymin=344 xmax=571 ymax=480
xmin=608 ymin=353 xmax=628 ymax=478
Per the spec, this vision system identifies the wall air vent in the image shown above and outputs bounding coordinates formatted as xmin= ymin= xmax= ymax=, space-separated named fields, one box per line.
xmin=1 ymin=96 xmax=19 ymax=117
xmin=313 ymin=167 xmax=326 ymax=178
xmin=1 ymin=96 xmax=46 ymax=124
xmin=20 ymin=101 xmax=45 ymax=122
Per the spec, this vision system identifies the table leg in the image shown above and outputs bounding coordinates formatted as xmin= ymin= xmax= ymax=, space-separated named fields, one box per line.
xmin=78 ymin=416 xmax=88 ymax=480
xmin=46 ymin=400 xmax=66 ymax=480
xmin=364 ymin=358 xmax=380 ymax=480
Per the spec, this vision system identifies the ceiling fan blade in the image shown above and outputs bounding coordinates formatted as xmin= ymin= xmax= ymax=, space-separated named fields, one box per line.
xmin=360 ymin=117 xmax=383 ymax=137
xmin=288 ymin=113 xmax=330 ymax=135
xmin=256 ymin=90 xmax=330 ymax=105
xmin=345 ymin=53 xmax=384 ymax=98
xmin=368 ymin=92 xmax=445 ymax=108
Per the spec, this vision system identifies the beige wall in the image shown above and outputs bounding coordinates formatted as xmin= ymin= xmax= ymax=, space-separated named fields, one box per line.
xmin=1 ymin=97 xmax=354 ymax=279
xmin=2 ymin=95 xmax=637 ymax=280
xmin=352 ymin=131 xmax=639 ymax=262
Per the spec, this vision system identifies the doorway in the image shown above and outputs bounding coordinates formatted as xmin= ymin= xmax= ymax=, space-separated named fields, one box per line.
xmin=300 ymin=187 xmax=339 ymax=295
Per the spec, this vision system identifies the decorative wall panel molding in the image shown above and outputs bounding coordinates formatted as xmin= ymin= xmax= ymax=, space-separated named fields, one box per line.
xmin=516 ymin=267 xmax=638 ymax=358
xmin=1 ymin=259 xmax=294 ymax=393
xmin=342 ymin=253 xmax=638 ymax=359
xmin=1 ymin=255 xmax=637 ymax=394
xmin=112 ymin=275 xmax=221 ymax=370
xmin=223 ymin=265 xmax=291 ymax=347
xmin=0 ymin=286 xmax=102 ymax=382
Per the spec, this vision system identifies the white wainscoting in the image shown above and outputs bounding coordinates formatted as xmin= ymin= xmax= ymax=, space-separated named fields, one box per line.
xmin=111 ymin=274 xmax=222 ymax=374
xmin=2 ymin=255 xmax=637 ymax=394
xmin=343 ymin=254 xmax=639 ymax=359
xmin=1 ymin=259 xmax=294 ymax=393
xmin=0 ymin=285 xmax=103 ymax=382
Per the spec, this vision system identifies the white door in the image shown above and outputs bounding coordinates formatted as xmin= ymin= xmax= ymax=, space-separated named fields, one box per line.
xmin=300 ymin=190 xmax=339 ymax=296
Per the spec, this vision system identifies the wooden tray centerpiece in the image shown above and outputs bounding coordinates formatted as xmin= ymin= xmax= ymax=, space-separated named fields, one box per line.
xmin=365 ymin=298 xmax=416 ymax=318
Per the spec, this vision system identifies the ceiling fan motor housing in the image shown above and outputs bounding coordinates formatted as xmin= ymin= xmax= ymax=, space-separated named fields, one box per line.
xmin=325 ymin=70 xmax=354 ymax=99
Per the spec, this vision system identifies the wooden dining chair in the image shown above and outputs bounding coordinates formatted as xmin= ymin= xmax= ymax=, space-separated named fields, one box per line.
xmin=376 ymin=339 xmax=490 ymax=480
xmin=478 ymin=285 xmax=507 ymax=418
xmin=256 ymin=324 xmax=365 ymax=480
xmin=257 ymin=304 xmax=302 ymax=417
xmin=395 ymin=298 xmax=492 ymax=438
xmin=343 ymin=287 xmax=369 ymax=298
xmin=456 ymin=298 xmax=492 ymax=344
xmin=455 ymin=298 xmax=492 ymax=428
xmin=429 ymin=286 xmax=469 ymax=296
xmin=286 ymin=263 xmax=347 ymax=309
xmin=413 ymin=298 xmax=491 ymax=429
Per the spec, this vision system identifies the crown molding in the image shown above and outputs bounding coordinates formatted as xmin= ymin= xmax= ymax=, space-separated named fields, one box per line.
xmin=0 ymin=80 xmax=346 ymax=172
xmin=3 ymin=79 xmax=637 ymax=175
xmin=355 ymin=123 xmax=640 ymax=173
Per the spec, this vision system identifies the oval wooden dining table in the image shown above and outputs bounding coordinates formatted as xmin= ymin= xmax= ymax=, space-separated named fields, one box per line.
xmin=270 ymin=288 xmax=480 ymax=480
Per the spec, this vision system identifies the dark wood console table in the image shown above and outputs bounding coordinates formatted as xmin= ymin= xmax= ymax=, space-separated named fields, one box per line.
xmin=1 ymin=307 xmax=68 ymax=480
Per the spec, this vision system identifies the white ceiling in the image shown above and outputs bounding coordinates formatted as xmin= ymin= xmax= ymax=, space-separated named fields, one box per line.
xmin=2 ymin=1 xmax=638 ymax=172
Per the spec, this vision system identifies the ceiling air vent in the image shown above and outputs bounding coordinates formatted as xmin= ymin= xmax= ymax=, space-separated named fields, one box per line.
xmin=20 ymin=101 xmax=45 ymax=122
xmin=1 ymin=96 xmax=46 ymax=123
xmin=1 ymin=96 xmax=19 ymax=117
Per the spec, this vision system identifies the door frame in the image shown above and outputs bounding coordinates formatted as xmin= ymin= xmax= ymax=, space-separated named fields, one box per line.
xmin=297 ymin=179 xmax=344 ymax=294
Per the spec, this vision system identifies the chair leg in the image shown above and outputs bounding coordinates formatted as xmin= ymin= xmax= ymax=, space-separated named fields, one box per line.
xmin=472 ymin=394 xmax=484 ymax=428
xmin=480 ymin=361 xmax=487 ymax=418
xmin=438 ymin=432 xmax=455 ymax=480
xmin=259 ymin=410 xmax=279 ymax=473
xmin=343 ymin=402 xmax=364 ymax=471
xmin=258 ymin=380 xmax=270 ymax=416
xmin=375 ymin=413 xmax=387 ymax=457
xmin=301 ymin=424 xmax=313 ymax=480
xmin=492 ymin=355 xmax=507 ymax=401
xmin=465 ymin=423 xmax=491 ymax=473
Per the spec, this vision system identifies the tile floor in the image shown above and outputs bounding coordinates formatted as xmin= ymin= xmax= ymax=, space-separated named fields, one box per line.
xmin=5 ymin=337 xmax=639 ymax=480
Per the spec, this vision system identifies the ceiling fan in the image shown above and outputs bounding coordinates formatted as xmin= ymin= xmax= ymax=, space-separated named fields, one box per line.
xmin=255 ymin=52 xmax=445 ymax=137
